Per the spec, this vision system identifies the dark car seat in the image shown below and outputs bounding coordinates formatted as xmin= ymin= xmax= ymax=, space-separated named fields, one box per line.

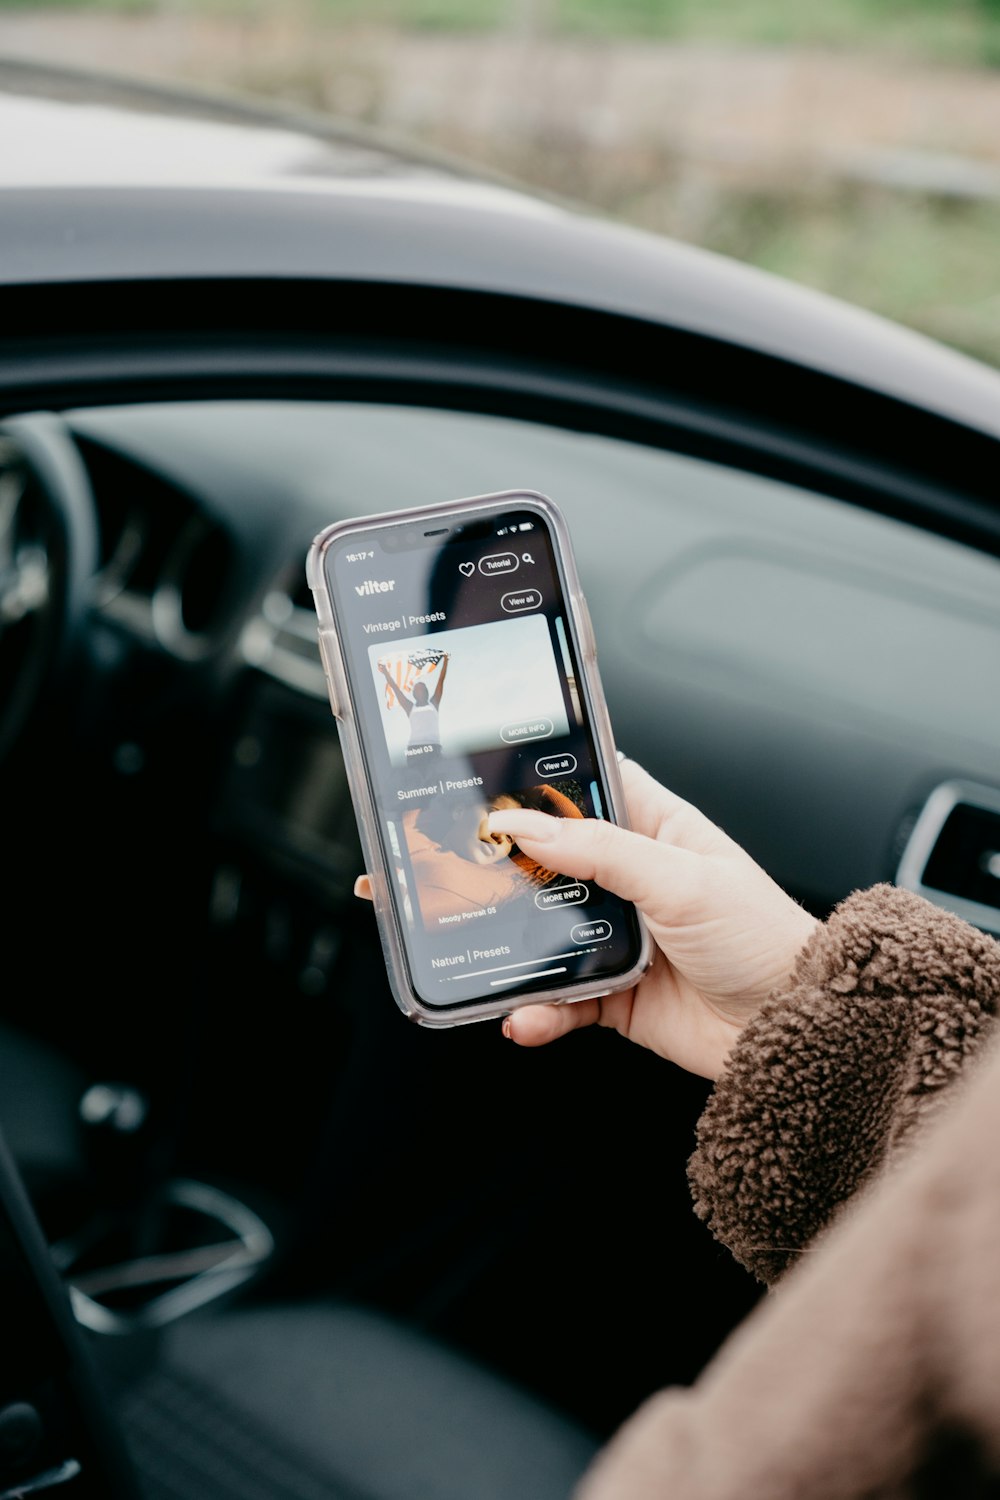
xmin=0 ymin=1023 xmax=598 ymax=1500
xmin=117 ymin=1299 xmax=598 ymax=1500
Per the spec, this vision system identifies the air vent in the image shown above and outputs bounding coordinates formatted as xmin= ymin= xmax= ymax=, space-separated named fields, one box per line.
xmin=79 ymin=437 xmax=233 ymax=658
xmin=240 ymin=568 xmax=326 ymax=699
xmin=151 ymin=515 xmax=234 ymax=660
xmin=896 ymin=780 xmax=1000 ymax=934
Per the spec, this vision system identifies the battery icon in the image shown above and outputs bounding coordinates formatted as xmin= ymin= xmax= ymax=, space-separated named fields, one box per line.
xmin=519 ymin=522 xmax=535 ymax=531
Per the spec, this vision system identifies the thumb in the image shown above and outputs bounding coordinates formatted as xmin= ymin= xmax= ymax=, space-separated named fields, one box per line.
xmin=486 ymin=808 xmax=698 ymax=921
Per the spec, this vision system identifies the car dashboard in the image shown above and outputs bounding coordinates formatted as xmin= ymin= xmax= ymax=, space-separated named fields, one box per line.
xmin=4 ymin=388 xmax=1000 ymax=1442
xmin=63 ymin=396 xmax=1000 ymax=904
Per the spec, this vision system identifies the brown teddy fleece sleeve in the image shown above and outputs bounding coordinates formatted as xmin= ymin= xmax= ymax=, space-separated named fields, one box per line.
xmin=577 ymin=1032 xmax=1000 ymax=1500
xmin=688 ymin=883 xmax=1000 ymax=1285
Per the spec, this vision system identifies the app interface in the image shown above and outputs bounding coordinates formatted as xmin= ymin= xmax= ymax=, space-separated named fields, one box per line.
xmin=327 ymin=504 xmax=644 ymax=1007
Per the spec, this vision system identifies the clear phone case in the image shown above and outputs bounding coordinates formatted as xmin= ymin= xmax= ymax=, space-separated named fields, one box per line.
xmin=307 ymin=490 xmax=651 ymax=1026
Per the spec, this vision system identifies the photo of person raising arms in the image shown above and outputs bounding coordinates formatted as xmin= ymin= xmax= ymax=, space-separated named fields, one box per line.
xmin=378 ymin=652 xmax=449 ymax=758
xmin=371 ymin=618 xmax=571 ymax=767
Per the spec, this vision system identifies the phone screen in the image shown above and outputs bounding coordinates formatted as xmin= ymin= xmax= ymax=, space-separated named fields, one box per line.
xmin=325 ymin=499 xmax=645 ymax=1009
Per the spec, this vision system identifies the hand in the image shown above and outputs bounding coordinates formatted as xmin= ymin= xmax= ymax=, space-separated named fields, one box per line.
xmin=483 ymin=759 xmax=819 ymax=1079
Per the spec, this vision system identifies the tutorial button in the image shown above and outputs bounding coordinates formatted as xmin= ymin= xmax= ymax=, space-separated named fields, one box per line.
xmin=535 ymin=882 xmax=589 ymax=911
xmin=571 ymin=920 xmax=613 ymax=944
xmin=478 ymin=552 xmax=519 ymax=576
xmin=500 ymin=588 xmax=542 ymax=613
xmin=501 ymin=718 xmax=554 ymax=744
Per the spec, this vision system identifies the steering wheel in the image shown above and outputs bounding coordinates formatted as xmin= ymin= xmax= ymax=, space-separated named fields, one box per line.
xmin=0 ymin=413 xmax=98 ymax=765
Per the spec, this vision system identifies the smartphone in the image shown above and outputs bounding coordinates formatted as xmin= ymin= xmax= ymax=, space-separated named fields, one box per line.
xmin=306 ymin=490 xmax=651 ymax=1026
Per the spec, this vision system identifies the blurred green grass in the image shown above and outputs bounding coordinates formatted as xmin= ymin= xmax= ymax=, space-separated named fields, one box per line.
xmin=6 ymin=0 xmax=1000 ymax=68
xmin=346 ymin=0 xmax=1000 ymax=68
xmin=683 ymin=190 xmax=1000 ymax=368
xmin=510 ymin=144 xmax=1000 ymax=367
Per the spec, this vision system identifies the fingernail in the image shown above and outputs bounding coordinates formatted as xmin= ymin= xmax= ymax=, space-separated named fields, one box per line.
xmin=501 ymin=1016 xmax=512 ymax=1040
xmin=487 ymin=809 xmax=557 ymax=843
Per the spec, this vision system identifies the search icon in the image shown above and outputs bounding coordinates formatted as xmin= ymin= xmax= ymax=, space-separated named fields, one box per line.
xmin=522 ymin=552 xmax=535 ymax=565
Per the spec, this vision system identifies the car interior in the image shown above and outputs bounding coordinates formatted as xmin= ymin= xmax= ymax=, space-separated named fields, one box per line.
xmin=2 ymin=278 xmax=1000 ymax=1498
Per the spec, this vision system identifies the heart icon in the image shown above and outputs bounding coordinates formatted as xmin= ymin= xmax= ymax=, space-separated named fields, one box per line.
xmin=459 ymin=562 xmax=475 ymax=577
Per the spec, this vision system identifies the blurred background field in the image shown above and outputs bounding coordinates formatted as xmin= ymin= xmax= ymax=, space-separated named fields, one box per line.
xmin=2 ymin=0 xmax=999 ymax=367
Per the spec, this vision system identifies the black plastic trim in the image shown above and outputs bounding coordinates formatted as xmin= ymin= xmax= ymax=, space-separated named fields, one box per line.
xmin=0 ymin=279 xmax=998 ymax=559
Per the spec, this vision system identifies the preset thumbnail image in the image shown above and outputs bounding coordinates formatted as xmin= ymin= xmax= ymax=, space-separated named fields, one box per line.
xmin=400 ymin=780 xmax=586 ymax=930
xmin=371 ymin=615 xmax=569 ymax=766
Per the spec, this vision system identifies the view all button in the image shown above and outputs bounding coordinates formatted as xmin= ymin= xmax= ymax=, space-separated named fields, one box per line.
xmin=535 ymin=753 xmax=577 ymax=777
xmin=535 ymin=882 xmax=589 ymax=911
xmin=501 ymin=588 xmax=542 ymax=613
xmin=571 ymin=920 xmax=613 ymax=944
xmin=501 ymin=718 xmax=554 ymax=744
